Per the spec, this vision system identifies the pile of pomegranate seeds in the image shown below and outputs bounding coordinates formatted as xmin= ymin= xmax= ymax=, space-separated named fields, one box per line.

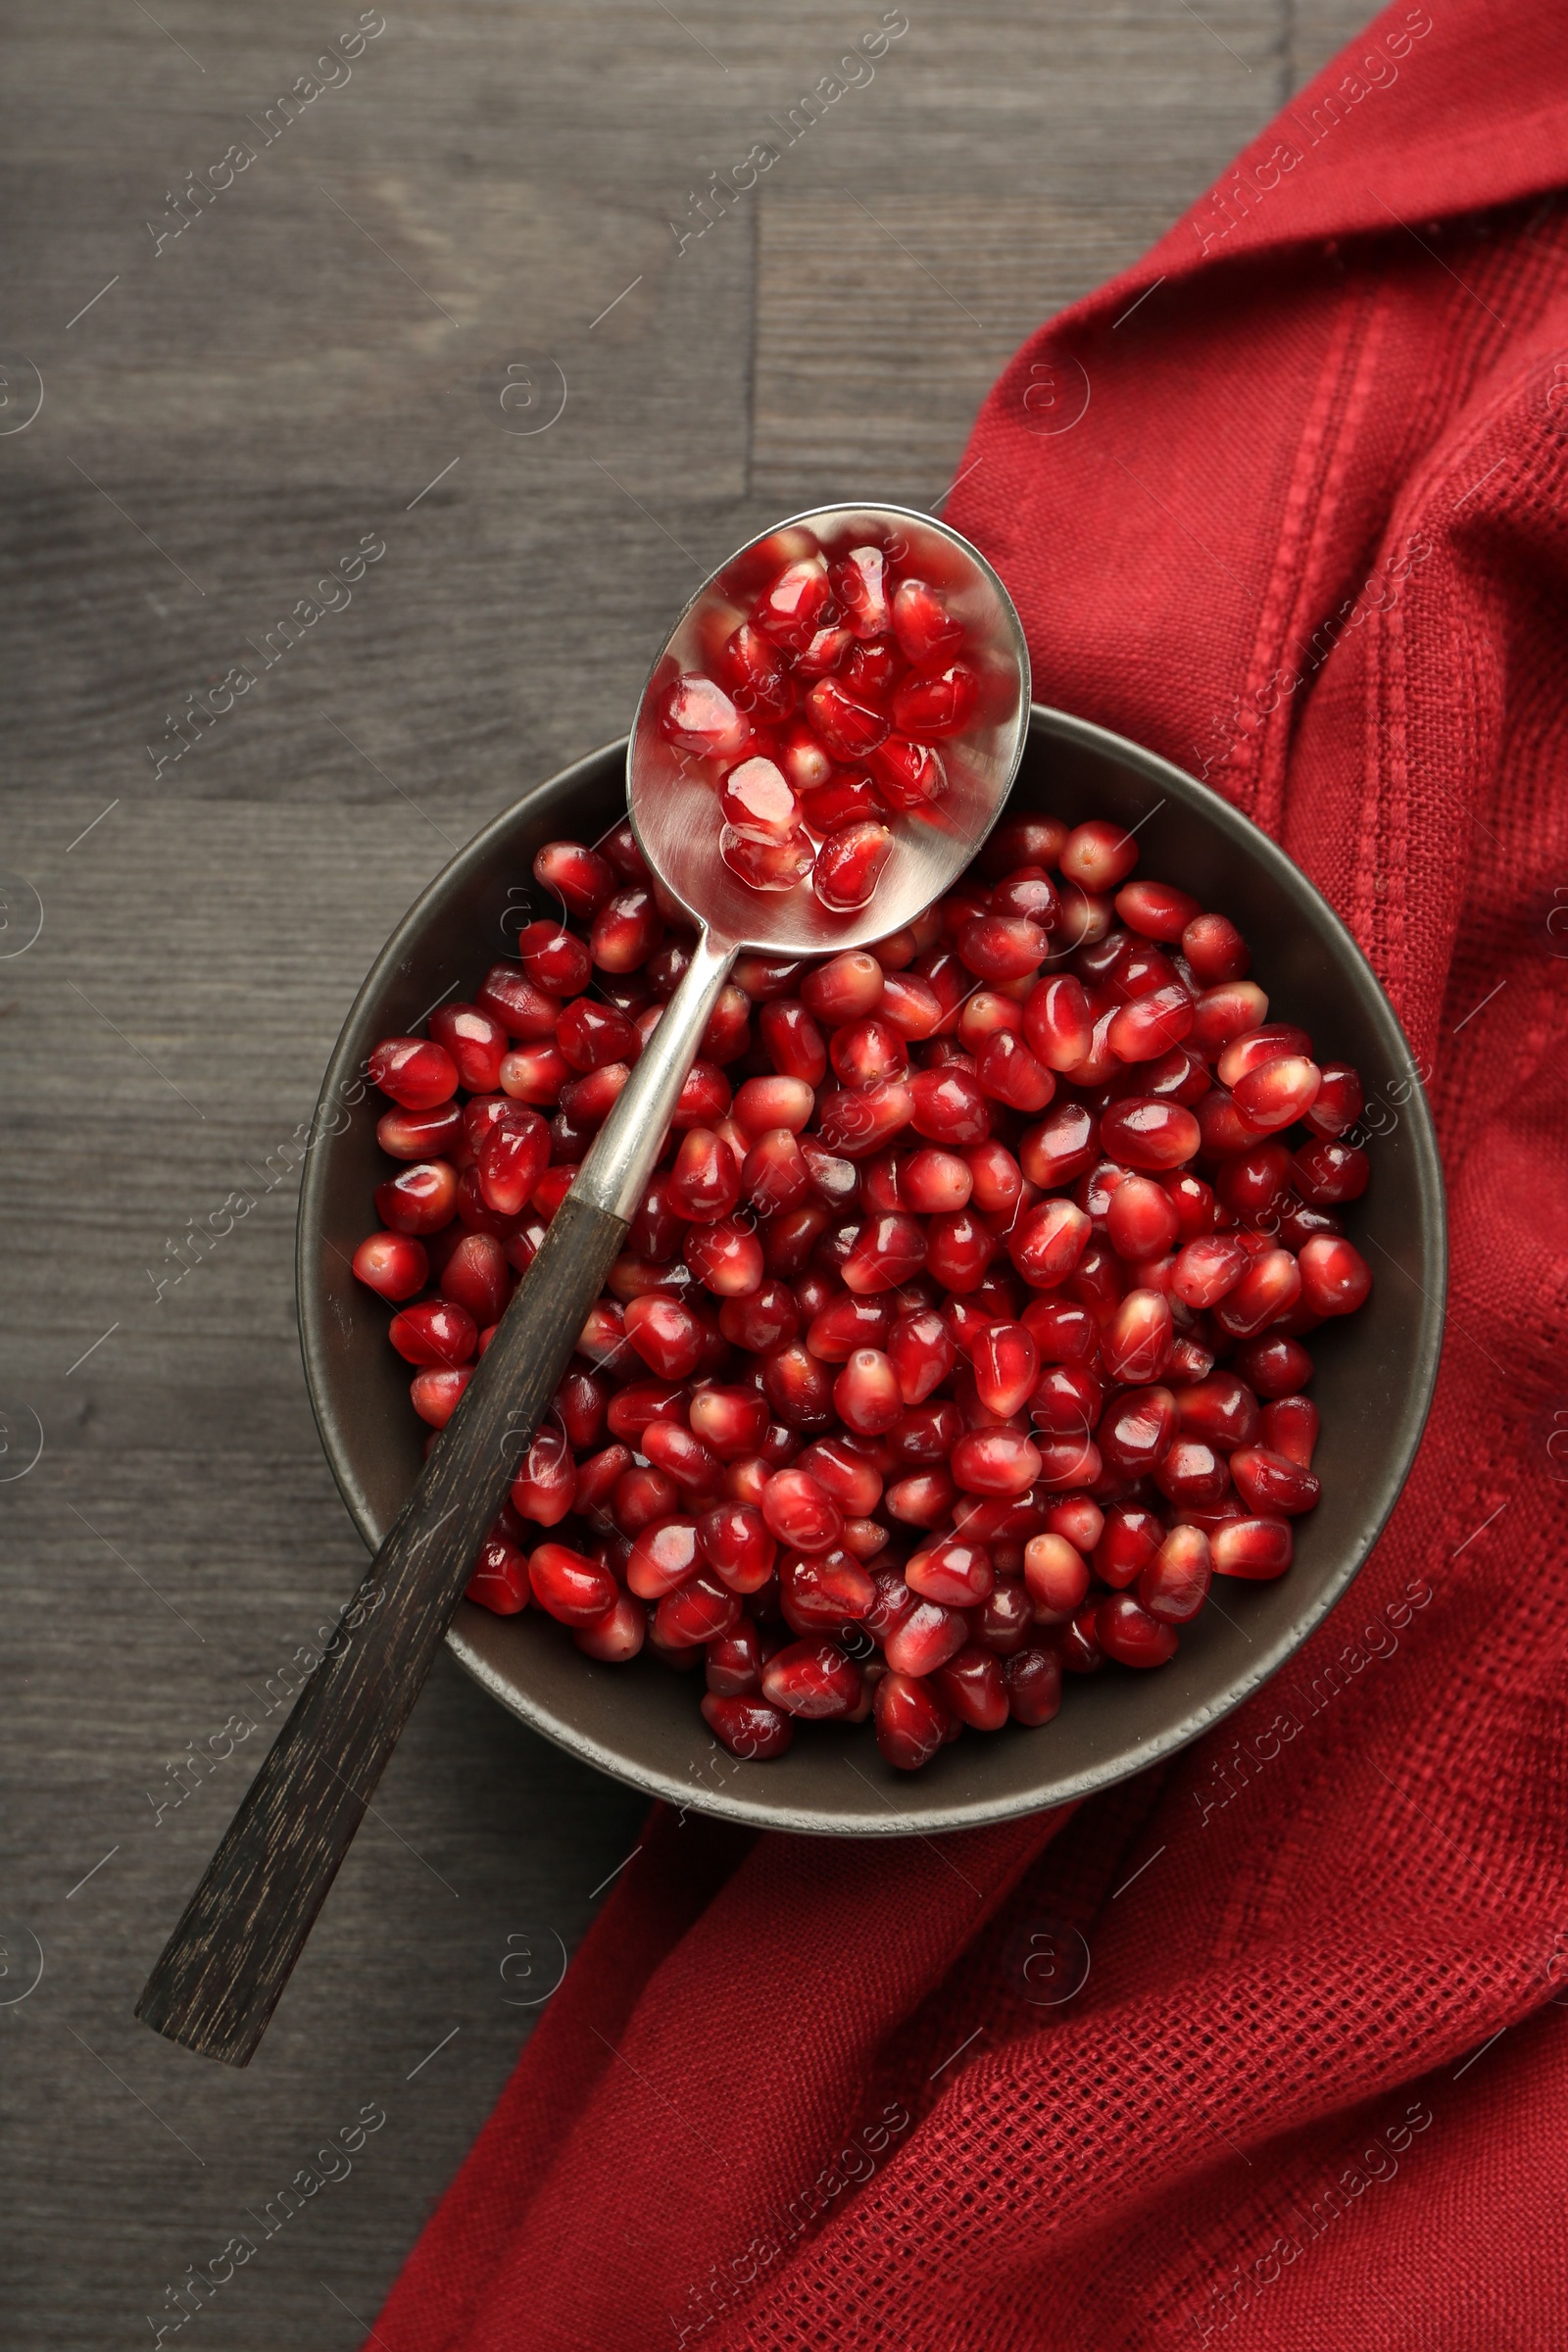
xmin=660 ymin=539 xmax=981 ymax=913
xmin=353 ymin=810 xmax=1373 ymax=1772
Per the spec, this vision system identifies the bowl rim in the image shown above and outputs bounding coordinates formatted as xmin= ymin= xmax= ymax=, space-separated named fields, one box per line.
xmin=297 ymin=703 xmax=1447 ymax=1835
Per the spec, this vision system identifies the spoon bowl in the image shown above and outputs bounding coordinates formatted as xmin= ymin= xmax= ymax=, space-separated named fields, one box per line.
xmin=628 ymin=503 xmax=1030 ymax=956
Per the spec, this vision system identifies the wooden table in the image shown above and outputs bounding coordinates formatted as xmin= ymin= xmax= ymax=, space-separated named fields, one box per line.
xmin=0 ymin=2 xmax=1370 ymax=2339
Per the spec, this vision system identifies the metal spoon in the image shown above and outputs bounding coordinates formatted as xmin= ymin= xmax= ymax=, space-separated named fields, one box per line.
xmin=136 ymin=502 xmax=1029 ymax=2065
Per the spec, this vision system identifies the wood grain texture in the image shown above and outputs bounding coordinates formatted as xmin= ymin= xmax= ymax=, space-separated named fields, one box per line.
xmin=0 ymin=0 xmax=1375 ymax=2341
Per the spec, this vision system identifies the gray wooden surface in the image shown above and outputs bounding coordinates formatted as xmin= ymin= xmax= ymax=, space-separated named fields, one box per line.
xmin=0 ymin=3 xmax=1373 ymax=2343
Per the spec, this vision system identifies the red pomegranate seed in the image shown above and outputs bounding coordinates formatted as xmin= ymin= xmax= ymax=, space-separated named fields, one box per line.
xmin=907 ymin=1065 xmax=991 ymax=1147
xmin=1181 ymin=910 xmax=1250 ymax=983
xmin=1173 ymin=1372 xmax=1259 ymax=1448
xmin=1292 ymin=1137 xmax=1370 ymax=1202
xmin=625 ymin=1517 xmax=702 ymax=1599
xmin=389 ymin=1299 xmax=477 ymax=1369
xmin=890 ymin=575 xmax=962 ymax=662
xmin=1113 ymin=878 xmax=1200 ymax=941
xmin=906 ymin=1537 xmax=994 ymax=1607
xmin=759 ymin=998 xmax=828 ymax=1084
xmin=528 ymin=1541 xmax=616 ymax=1625
xmin=466 ymin=1533 xmax=530 ymax=1614
xmin=719 ymin=622 xmax=796 ymax=719
xmin=804 ymin=677 xmax=889 ymax=760
xmin=842 ymin=1212 xmax=927 ymax=1295
xmin=1058 ymin=820 xmax=1137 ymax=893
xmin=657 ymin=1569 xmax=743 ymax=1649
xmin=702 ymin=1691 xmax=794 ymax=1758
xmin=799 ymin=952 xmax=882 ymax=1026
xmin=1136 ymin=1525 xmax=1212 ymax=1623
xmin=1058 ymin=1605 xmax=1106 ymax=1674
xmin=970 ymin=1322 xmax=1039 ymax=1419
xmin=476 ymin=1110 xmax=550 ymax=1216
xmin=873 ymin=1670 xmax=950 ymax=1769
xmin=761 ymin=1466 xmax=844 ymax=1553
xmin=1303 ymin=1061 xmax=1365 ymax=1138
xmin=1002 ymin=1643 xmax=1060 ymax=1724
xmin=779 ymin=1546 xmax=875 ymax=1633
xmin=574 ymin=1590 xmax=646 ymax=1662
xmin=753 ymin=554 xmax=833 ymax=649
xmin=1098 ymin=1592 xmax=1179 ymax=1667
xmin=1191 ymin=980 xmax=1270 ymax=1056
xmin=815 ymin=821 xmax=894 ymax=913
xmin=832 ymin=1348 xmax=903 ymax=1435
xmin=800 ymin=1436 xmax=884 ymax=1517
xmin=376 ymin=1101 xmax=464 ymax=1160
xmin=775 ymin=718 xmax=837 ymax=794
xmin=665 ymin=1126 xmax=740 ymax=1222
xmin=591 ymin=885 xmax=663 ymax=971
xmin=642 ymin=1421 xmax=722 ymax=1497
xmin=513 ymin=922 xmax=594 ymax=998
xmin=410 ymin=1366 xmax=470 ymax=1427
xmin=375 ymin=1159 xmax=459 ymax=1236
xmin=958 ymin=914 xmax=1050 ymax=984
xmin=869 ymin=735 xmax=948 ymax=808
xmin=1153 ymin=1437 xmax=1229 ymax=1507
xmin=686 ymin=1386 xmax=768 ymax=1460
xmin=697 ymin=1502 xmax=776 ymax=1592
xmin=886 ymin=1307 xmax=956 ymax=1404
xmin=974 ymin=1579 xmax=1034 ymax=1655
xmin=1097 ymin=1098 xmax=1200 ymax=1171
xmin=1298 ymin=1235 xmax=1373 ymax=1316
xmin=510 ymin=1424 xmax=578 ymax=1527
xmin=927 ymin=1643 xmax=1005 ymax=1730
xmin=1235 ymin=1334 xmax=1313 ymax=1397
xmin=721 ymin=756 xmax=801 ymax=840
xmin=882 ymin=1596 xmax=967 ymax=1678
xmin=476 ymin=964 xmax=564 ymax=1042
xmin=1260 ymin=1395 xmax=1319 ymax=1466
xmin=761 ymin=1638 xmax=862 ymax=1719
xmin=1023 ymin=974 xmax=1094 ymax=1070
xmin=353 ymin=1230 xmax=429 ymax=1301
xmin=893 ymin=660 xmax=978 ymax=738
xmin=1230 ymin=1054 xmax=1321 ymax=1132
xmin=1169 ymin=1234 xmax=1247 ymax=1309
xmin=619 ymin=1294 xmax=701 ymax=1381
xmin=1090 ymin=1504 xmax=1161 ymax=1590
xmin=1102 ymin=1289 xmax=1173 ymax=1384
xmin=1213 ymin=1248 xmax=1301 ymax=1338
xmin=368 ymin=1036 xmax=459 ymax=1110
xmin=804 ymin=771 xmax=884 ymax=830
xmin=829 ymin=1017 xmax=908 ymax=1091
xmin=1105 ymin=1173 xmax=1180 ymax=1261
xmin=1097 ymin=1384 xmax=1176 ymax=1478
xmin=660 ymin=672 xmax=752 ymax=760
xmin=898 ymin=1148 xmax=971 ymax=1214
xmin=533 ymin=839 xmax=615 ymax=920
xmin=831 ymin=545 xmax=893 ymax=639
xmin=951 ymin=1427 xmax=1041 ymax=1497
xmin=500 ymin=1043 xmax=569 ymax=1103
xmin=1211 ymin=1517 xmax=1294 ymax=1578
xmin=1231 ymin=1445 xmax=1321 ymax=1516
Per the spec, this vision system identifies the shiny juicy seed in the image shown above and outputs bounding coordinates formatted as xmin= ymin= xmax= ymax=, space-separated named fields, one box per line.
xmin=533 ymin=839 xmax=616 ymax=920
xmin=368 ymin=1035 xmax=460 ymax=1110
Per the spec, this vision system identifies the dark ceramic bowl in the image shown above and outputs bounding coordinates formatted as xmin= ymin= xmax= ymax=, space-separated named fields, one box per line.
xmin=297 ymin=707 xmax=1446 ymax=1836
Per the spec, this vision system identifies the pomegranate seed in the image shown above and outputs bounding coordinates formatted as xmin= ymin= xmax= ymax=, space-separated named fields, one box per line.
xmin=500 ymin=1043 xmax=570 ymax=1103
xmin=739 ymin=1124 xmax=812 ymax=1220
xmin=1057 ymin=820 xmax=1136 ymax=893
xmin=1235 ymin=1334 xmax=1313 ymax=1397
xmin=509 ymin=1424 xmax=578 ymax=1527
xmin=951 ymin=1427 xmax=1041 ymax=1497
xmin=1173 ymin=1372 xmax=1259 ymax=1448
xmin=1106 ymin=985 xmax=1195 ymax=1064
xmin=353 ymin=1230 xmax=429 ymax=1301
xmin=1260 ymin=1395 xmax=1319 ymax=1467
xmin=1153 ymin=1437 xmax=1229 ymax=1507
xmin=906 ymin=1537 xmax=994 ymax=1607
xmin=625 ymin=1517 xmax=703 ymax=1599
xmin=1210 ymin=1517 xmax=1294 ymax=1578
xmin=968 ymin=1322 xmax=1038 ymax=1419
xmin=574 ymin=1591 xmax=647 ymax=1663
xmin=410 ymin=1366 xmax=470 ymax=1427
xmin=1191 ymin=980 xmax=1270 ymax=1056
xmin=831 ymin=545 xmax=893 ymax=639
xmin=376 ymin=1102 xmax=464 ymax=1160
xmin=666 ymin=1126 xmax=740 ymax=1222
xmin=660 ymin=672 xmax=752 ymax=760
xmin=760 ymin=1466 xmax=844 ymax=1553
xmin=1215 ymin=1023 xmax=1313 ymax=1087
xmin=1303 ymin=1061 xmax=1365 ymax=1138
xmin=806 ymin=820 xmax=890 ymax=915
xmin=1019 ymin=1101 xmax=1099 ymax=1190
xmin=642 ymin=1420 xmax=723 ymax=1497
xmin=1097 ymin=1098 xmax=1200 ymax=1171
xmin=1113 ymin=878 xmax=1200 ymax=941
xmin=754 ymin=554 xmax=833 ymax=649
xmin=779 ymin=1546 xmax=875 ymax=1633
xmin=719 ymin=622 xmax=797 ymax=719
xmin=533 ymin=839 xmax=615 ymax=920
xmin=1213 ymin=1248 xmax=1301 ymax=1338
xmin=869 ymin=735 xmax=948 ymax=808
xmin=802 ymin=676 xmax=887 ymax=760
xmin=702 ymin=1692 xmax=794 ymax=1757
xmin=882 ymin=1596 xmax=967 ymax=1679
xmin=761 ymin=1638 xmax=862 ymax=1718
xmin=368 ymin=1036 xmax=459 ymax=1110
xmin=375 ymin=1160 xmax=459 ymax=1236
xmin=527 ymin=1542 xmax=616 ymax=1625
xmin=466 ymin=1533 xmax=530 ymax=1614
xmin=1230 ymin=1054 xmax=1320 ymax=1132
xmin=925 ymin=1643 xmax=1004 ymax=1731
xmin=619 ymin=1294 xmax=701 ymax=1381
xmin=476 ymin=964 xmax=564 ymax=1041
xmin=832 ymin=1348 xmax=904 ymax=1435
xmin=1292 ymin=1137 xmax=1370 ymax=1202
xmin=1002 ymin=1644 xmax=1060 ymax=1724
xmin=1134 ymin=1524 xmax=1212 ymax=1623
xmin=884 ymin=1307 xmax=955 ymax=1404
xmin=697 ymin=1503 xmax=777 ymax=1592
xmin=657 ymin=1570 xmax=743 ymax=1649
xmin=1298 ymin=1234 xmax=1373 ymax=1315
xmin=1101 ymin=1289 xmax=1173 ymax=1384
xmin=842 ymin=1212 xmax=927 ymax=1295
xmin=1181 ymin=910 xmax=1250 ymax=983
xmin=774 ymin=718 xmax=837 ymax=795
xmin=1105 ymin=1173 xmax=1180 ymax=1260
xmin=476 ymin=1110 xmax=550 ymax=1216
xmin=720 ymin=756 xmax=801 ymax=840
xmin=388 ymin=1299 xmax=477 ymax=1369
xmin=513 ymin=922 xmax=594 ymax=998
xmin=1096 ymin=1384 xmax=1176 ymax=1478
xmin=872 ymin=1670 xmax=949 ymax=1769
xmin=590 ymin=885 xmax=663 ymax=972
xmin=1098 ymin=1592 xmax=1179 ymax=1667
xmin=1231 ymin=1445 xmax=1321 ymax=1516
xmin=900 ymin=1148 xmax=973 ymax=1214
xmin=893 ymin=660 xmax=978 ymax=738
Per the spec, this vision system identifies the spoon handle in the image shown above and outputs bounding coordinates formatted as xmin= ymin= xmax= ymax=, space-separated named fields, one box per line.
xmin=136 ymin=928 xmax=736 ymax=2066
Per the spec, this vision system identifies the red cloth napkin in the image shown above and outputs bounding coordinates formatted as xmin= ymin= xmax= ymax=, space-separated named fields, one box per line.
xmin=373 ymin=6 xmax=1568 ymax=2342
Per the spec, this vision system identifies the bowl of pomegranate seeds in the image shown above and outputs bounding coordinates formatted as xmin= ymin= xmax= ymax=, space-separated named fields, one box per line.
xmin=298 ymin=707 xmax=1444 ymax=1833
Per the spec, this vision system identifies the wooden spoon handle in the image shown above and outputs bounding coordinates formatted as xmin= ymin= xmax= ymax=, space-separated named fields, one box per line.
xmin=135 ymin=1188 xmax=626 ymax=2066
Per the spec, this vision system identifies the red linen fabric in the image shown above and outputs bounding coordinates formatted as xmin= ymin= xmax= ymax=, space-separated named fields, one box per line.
xmin=372 ymin=4 xmax=1568 ymax=2343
